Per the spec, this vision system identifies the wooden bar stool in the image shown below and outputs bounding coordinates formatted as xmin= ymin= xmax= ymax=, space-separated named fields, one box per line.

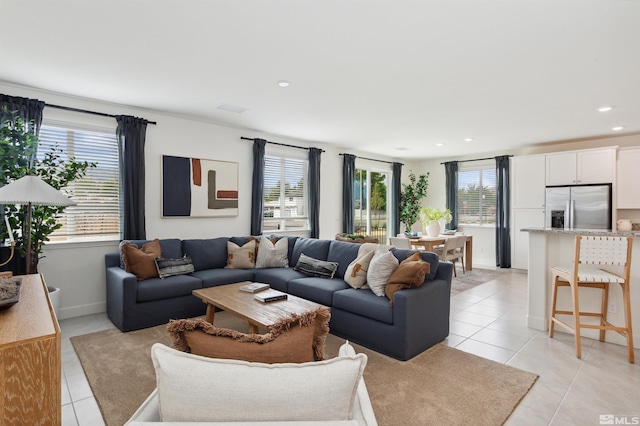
xmin=549 ymin=235 xmax=634 ymax=363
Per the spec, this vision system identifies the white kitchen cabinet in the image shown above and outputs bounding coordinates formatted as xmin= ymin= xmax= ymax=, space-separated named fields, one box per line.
xmin=617 ymin=147 xmax=640 ymax=208
xmin=546 ymin=148 xmax=616 ymax=185
xmin=511 ymin=155 xmax=546 ymax=209
xmin=512 ymin=208 xmax=545 ymax=270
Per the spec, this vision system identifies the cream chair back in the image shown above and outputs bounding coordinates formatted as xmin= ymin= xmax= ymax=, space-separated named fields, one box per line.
xmin=389 ymin=237 xmax=412 ymax=249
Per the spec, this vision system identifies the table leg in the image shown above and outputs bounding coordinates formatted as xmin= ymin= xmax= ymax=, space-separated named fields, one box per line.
xmin=205 ymin=304 xmax=215 ymax=324
xmin=248 ymin=323 xmax=259 ymax=334
xmin=465 ymin=238 xmax=473 ymax=271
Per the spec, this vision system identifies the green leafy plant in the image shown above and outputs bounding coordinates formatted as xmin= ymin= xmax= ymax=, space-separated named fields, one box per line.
xmin=399 ymin=171 xmax=429 ymax=232
xmin=0 ymin=109 xmax=96 ymax=273
xmin=420 ymin=207 xmax=452 ymax=227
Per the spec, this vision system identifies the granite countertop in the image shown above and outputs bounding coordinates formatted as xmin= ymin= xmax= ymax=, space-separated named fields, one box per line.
xmin=521 ymin=227 xmax=639 ymax=237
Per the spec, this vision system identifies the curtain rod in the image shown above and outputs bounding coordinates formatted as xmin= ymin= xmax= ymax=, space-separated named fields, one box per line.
xmin=45 ymin=103 xmax=157 ymax=125
xmin=241 ymin=136 xmax=325 ymax=152
xmin=440 ymin=154 xmax=512 ymax=165
xmin=339 ymin=153 xmax=403 ymax=166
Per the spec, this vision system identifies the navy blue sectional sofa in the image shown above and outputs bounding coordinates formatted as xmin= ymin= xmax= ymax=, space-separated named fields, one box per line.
xmin=105 ymin=236 xmax=453 ymax=360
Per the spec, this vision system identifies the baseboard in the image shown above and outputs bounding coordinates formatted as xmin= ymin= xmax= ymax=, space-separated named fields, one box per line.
xmin=59 ymin=301 xmax=106 ymax=320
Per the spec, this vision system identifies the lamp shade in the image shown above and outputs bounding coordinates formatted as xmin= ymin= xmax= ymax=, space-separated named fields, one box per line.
xmin=0 ymin=175 xmax=77 ymax=206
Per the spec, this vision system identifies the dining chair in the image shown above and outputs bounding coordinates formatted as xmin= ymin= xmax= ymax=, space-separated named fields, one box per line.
xmin=451 ymin=235 xmax=466 ymax=275
xmin=389 ymin=236 xmax=412 ymax=249
xmin=549 ymin=235 xmax=634 ymax=363
xmin=433 ymin=236 xmax=461 ymax=277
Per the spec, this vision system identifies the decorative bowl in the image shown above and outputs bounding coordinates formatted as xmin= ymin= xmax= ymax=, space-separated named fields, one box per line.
xmin=0 ymin=277 xmax=22 ymax=310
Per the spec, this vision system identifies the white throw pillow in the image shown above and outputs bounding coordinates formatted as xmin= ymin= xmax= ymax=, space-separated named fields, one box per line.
xmin=255 ymin=236 xmax=289 ymax=268
xmin=344 ymin=250 xmax=375 ymax=289
xmin=151 ymin=343 xmax=367 ymax=422
xmin=367 ymin=249 xmax=399 ymax=297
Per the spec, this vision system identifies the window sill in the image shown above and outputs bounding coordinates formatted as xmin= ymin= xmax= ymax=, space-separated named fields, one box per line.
xmin=43 ymin=238 xmax=120 ymax=250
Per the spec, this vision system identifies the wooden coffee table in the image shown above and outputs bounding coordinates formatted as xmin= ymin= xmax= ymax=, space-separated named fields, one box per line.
xmin=192 ymin=281 xmax=326 ymax=334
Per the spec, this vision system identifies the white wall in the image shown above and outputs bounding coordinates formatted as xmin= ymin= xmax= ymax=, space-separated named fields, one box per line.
xmin=3 ymin=81 xmax=640 ymax=318
xmin=0 ymin=82 xmax=401 ymax=319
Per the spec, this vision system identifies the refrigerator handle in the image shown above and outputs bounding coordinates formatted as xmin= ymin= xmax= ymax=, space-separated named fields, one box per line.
xmin=564 ymin=200 xmax=571 ymax=230
xmin=569 ymin=200 xmax=575 ymax=229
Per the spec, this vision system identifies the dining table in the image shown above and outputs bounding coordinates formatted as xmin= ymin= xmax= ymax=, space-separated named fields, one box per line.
xmin=409 ymin=235 xmax=473 ymax=271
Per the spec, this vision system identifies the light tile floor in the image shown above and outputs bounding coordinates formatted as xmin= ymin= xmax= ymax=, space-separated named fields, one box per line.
xmin=59 ymin=269 xmax=640 ymax=425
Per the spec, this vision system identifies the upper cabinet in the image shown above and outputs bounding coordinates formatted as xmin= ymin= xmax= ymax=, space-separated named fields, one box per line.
xmin=546 ymin=148 xmax=616 ymax=186
xmin=512 ymin=155 xmax=546 ymax=209
xmin=617 ymin=147 xmax=640 ymax=208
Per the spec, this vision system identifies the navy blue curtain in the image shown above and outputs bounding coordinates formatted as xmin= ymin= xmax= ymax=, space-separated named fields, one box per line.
xmin=308 ymin=148 xmax=322 ymax=238
xmin=0 ymin=94 xmax=45 ymax=170
xmin=116 ymin=116 xmax=148 ymax=240
xmin=391 ymin=162 xmax=403 ymax=237
xmin=342 ymin=154 xmax=356 ymax=233
xmin=495 ymin=156 xmax=511 ymax=268
xmin=444 ymin=161 xmax=458 ymax=230
xmin=250 ymin=139 xmax=266 ymax=236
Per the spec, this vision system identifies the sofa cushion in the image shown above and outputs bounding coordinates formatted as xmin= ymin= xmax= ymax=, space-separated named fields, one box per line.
xmin=255 ymin=236 xmax=289 ymax=268
xmin=225 ymin=239 xmax=256 ymax=269
xmin=367 ymin=248 xmax=399 ymax=297
xmin=294 ymin=253 xmax=339 ymax=279
xmin=392 ymin=248 xmax=439 ymax=281
xmin=192 ymin=269 xmax=255 ymax=288
xmin=151 ymin=343 xmax=367 ymax=423
xmin=385 ymin=252 xmax=430 ymax=306
xmin=253 ymin=268 xmax=307 ymax=292
xmin=136 ymin=274 xmax=203 ymax=303
xmin=344 ymin=246 xmax=376 ymax=289
xmin=326 ymin=240 xmax=360 ymax=279
xmin=167 ymin=306 xmax=331 ymax=362
xmin=154 ymin=256 xmax=195 ymax=279
xmin=121 ymin=239 xmax=162 ymax=281
xmin=288 ymin=277 xmax=349 ymax=306
xmin=332 ymin=288 xmax=394 ymax=324
xmin=291 ymin=237 xmax=331 ymax=266
xmin=182 ymin=238 xmax=229 ymax=271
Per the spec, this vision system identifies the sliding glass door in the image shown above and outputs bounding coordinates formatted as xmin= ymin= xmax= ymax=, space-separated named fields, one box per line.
xmin=353 ymin=168 xmax=389 ymax=242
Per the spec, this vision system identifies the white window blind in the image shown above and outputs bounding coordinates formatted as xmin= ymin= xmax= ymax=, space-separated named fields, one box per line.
xmin=37 ymin=123 xmax=120 ymax=241
xmin=458 ymin=167 xmax=497 ymax=225
xmin=262 ymin=154 xmax=309 ymax=232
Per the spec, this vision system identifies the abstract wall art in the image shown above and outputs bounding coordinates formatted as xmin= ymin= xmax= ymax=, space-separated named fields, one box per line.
xmin=162 ymin=155 xmax=239 ymax=217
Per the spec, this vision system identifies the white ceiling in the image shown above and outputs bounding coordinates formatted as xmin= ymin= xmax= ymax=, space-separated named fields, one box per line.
xmin=1 ymin=0 xmax=639 ymax=159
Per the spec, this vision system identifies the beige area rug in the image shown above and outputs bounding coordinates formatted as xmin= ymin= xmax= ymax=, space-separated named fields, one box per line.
xmin=71 ymin=312 xmax=538 ymax=426
xmin=451 ymin=267 xmax=506 ymax=296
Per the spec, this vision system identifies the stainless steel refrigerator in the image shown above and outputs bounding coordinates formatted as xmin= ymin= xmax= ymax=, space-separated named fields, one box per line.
xmin=545 ymin=184 xmax=611 ymax=229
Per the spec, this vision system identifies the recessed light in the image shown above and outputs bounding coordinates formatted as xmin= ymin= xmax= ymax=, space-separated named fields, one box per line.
xmin=395 ymin=147 xmax=410 ymax=151
xmin=436 ymin=143 xmax=444 ymax=147
xmin=597 ymin=106 xmax=613 ymax=112
xmin=277 ymin=81 xmax=290 ymax=87
xmin=612 ymin=126 xmax=624 ymax=131
xmin=464 ymin=138 xmax=473 ymax=142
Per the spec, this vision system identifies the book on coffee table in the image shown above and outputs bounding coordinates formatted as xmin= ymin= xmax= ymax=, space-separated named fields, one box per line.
xmin=254 ymin=289 xmax=288 ymax=303
xmin=239 ymin=282 xmax=270 ymax=293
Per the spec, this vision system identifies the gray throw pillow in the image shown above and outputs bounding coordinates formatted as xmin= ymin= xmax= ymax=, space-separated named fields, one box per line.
xmin=155 ymin=256 xmax=195 ymax=279
xmin=294 ymin=253 xmax=339 ymax=279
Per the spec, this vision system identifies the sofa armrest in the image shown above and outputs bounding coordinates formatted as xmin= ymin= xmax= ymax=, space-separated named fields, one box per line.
xmin=106 ymin=264 xmax=139 ymax=330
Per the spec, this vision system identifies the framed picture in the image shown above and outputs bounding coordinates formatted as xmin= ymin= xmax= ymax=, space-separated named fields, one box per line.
xmin=162 ymin=155 xmax=238 ymax=217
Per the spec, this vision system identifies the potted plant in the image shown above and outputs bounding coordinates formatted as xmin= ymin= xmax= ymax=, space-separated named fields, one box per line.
xmin=0 ymin=109 xmax=95 ymax=274
xmin=420 ymin=207 xmax=452 ymax=237
xmin=399 ymin=171 xmax=429 ymax=233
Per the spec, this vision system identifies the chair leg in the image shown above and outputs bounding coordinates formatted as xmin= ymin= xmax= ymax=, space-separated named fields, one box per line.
xmin=570 ymin=279 xmax=582 ymax=359
xmin=622 ymin=283 xmax=635 ymax=364
xmin=549 ymin=275 xmax=559 ymax=338
xmin=599 ymin=283 xmax=609 ymax=342
xmin=451 ymin=260 xmax=457 ymax=277
xmin=461 ymin=256 xmax=465 ymax=274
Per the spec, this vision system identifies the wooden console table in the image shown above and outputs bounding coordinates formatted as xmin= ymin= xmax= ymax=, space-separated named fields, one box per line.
xmin=0 ymin=274 xmax=61 ymax=424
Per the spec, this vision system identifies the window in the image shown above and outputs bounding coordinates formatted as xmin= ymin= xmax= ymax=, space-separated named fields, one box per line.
xmin=37 ymin=121 xmax=120 ymax=241
xmin=458 ymin=167 xmax=497 ymax=225
xmin=262 ymin=152 xmax=309 ymax=232
xmin=353 ymin=168 xmax=389 ymax=241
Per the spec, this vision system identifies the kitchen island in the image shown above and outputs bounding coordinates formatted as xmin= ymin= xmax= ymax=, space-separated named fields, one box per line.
xmin=522 ymin=228 xmax=639 ymax=349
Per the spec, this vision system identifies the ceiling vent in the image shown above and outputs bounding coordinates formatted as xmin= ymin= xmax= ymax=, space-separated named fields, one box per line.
xmin=216 ymin=104 xmax=248 ymax=113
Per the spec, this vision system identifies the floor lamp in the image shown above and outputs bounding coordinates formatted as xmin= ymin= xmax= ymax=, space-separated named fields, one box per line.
xmin=0 ymin=175 xmax=76 ymax=275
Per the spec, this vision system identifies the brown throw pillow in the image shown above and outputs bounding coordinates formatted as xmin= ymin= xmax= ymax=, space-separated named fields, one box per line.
xmin=167 ymin=306 xmax=331 ymax=363
xmin=385 ymin=251 xmax=430 ymax=306
xmin=121 ymin=239 xmax=162 ymax=281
